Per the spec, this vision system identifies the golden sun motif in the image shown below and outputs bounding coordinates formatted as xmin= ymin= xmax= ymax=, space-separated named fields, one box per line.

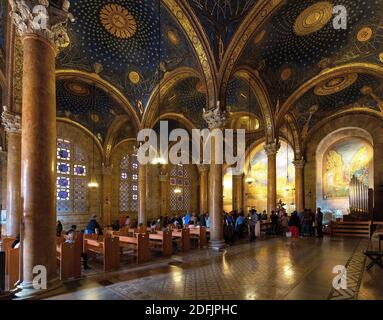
xmin=100 ymin=4 xmax=137 ymax=39
xmin=294 ymin=2 xmax=333 ymax=36
xmin=167 ymin=30 xmax=179 ymax=45
xmin=314 ymin=73 xmax=358 ymax=96
xmin=357 ymin=27 xmax=373 ymax=42
xmin=64 ymin=82 xmax=90 ymax=96
xmin=129 ymin=71 xmax=140 ymax=84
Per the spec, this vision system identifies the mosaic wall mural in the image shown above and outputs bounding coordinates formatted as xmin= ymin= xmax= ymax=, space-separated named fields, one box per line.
xmin=322 ymin=137 xmax=373 ymax=199
xmin=246 ymin=141 xmax=295 ymax=212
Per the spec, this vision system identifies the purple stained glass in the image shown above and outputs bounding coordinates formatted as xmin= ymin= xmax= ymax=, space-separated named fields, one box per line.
xmin=170 ymin=178 xmax=176 ymax=186
xmin=75 ymin=165 xmax=85 ymax=175
xmin=58 ymin=190 xmax=69 ymax=200
xmin=58 ymin=149 xmax=69 ymax=159
xmin=58 ymin=178 xmax=68 ymax=187
xmin=177 ymin=179 xmax=183 ymax=186
xmin=58 ymin=163 xmax=69 ymax=173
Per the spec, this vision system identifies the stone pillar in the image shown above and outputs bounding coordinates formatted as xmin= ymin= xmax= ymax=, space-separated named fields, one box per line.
xmin=159 ymin=165 xmax=168 ymax=216
xmin=232 ymin=173 xmax=243 ymax=212
xmin=1 ymin=109 xmax=21 ymax=237
xmin=293 ymin=159 xmax=306 ymax=213
xmin=203 ymin=106 xmax=227 ymax=250
xmin=264 ymin=142 xmax=280 ymax=213
xmin=198 ymin=164 xmax=209 ymax=214
xmin=102 ymin=165 xmax=112 ymax=226
xmin=9 ymin=0 xmax=71 ymax=297
xmin=138 ymin=164 xmax=147 ymax=226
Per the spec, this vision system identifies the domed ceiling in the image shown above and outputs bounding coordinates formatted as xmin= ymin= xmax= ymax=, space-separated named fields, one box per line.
xmin=238 ymin=0 xmax=383 ymax=113
xmin=188 ymin=0 xmax=257 ymax=63
xmin=57 ymin=0 xmax=200 ymax=114
xmin=56 ymin=79 xmax=128 ymax=141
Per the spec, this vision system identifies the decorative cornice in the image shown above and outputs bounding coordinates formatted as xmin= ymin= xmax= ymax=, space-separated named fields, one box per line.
xmin=264 ymin=141 xmax=280 ymax=156
xmin=293 ymin=159 xmax=306 ymax=169
xmin=2 ymin=107 xmax=21 ymax=134
xmin=9 ymin=0 xmax=72 ymax=50
xmin=203 ymin=104 xmax=228 ymax=129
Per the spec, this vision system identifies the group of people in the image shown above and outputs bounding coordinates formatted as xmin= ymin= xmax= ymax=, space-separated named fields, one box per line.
xmin=285 ymin=208 xmax=324 ymax=239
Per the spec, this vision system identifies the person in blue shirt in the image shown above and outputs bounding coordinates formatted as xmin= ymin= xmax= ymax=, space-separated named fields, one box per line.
xmin=235 ymin=213 xmax=245 ymax=237
xmin=85 ymin=215 xmax=102 ymax=235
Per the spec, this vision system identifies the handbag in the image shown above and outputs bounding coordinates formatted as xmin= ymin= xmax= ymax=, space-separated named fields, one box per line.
xmin=286 ymin=231 xmax=292 ymax=238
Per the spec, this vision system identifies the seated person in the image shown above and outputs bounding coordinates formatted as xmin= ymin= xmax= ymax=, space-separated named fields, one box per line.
xmin=66 ymin=225 xmax=77 ymax=235
xmin=65 ymin=231 xmax=89 ymax=270
xmin=85 ymin=215 xmax=102 ymax=235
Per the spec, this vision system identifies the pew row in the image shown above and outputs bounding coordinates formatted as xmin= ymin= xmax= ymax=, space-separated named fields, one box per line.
xmin=56 ymin=240 xmax=81 ymax=281
xmin=148 ymin=231 xmax=172 ymax=257
xmin=116 ymin=233 xmax=150 ymax=264
xmin=171 ymin=229 xmax=190 ymax=252
xmin=189 ymin=227 xmax=207 ymax=248
xmin=83 ymin=237 xmax=120 ymax=272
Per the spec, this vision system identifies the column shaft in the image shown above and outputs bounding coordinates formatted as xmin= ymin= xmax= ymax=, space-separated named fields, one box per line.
xmin=138 ymin=164 xmax=147 ymax=226
xmin=294 ymin=160 xmax=305 ymax=213
xmin=232 ymin=174 xmax=243 ymax=212
xmin=199 ymin=167 xmax=208 ymax=214
xmin=264 ymin=142 xmax=280 ymax=214
xmin=21 ymin=35 xmax=58 ymax=288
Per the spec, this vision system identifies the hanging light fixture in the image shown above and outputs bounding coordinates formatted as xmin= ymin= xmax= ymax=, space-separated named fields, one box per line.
xmin=152 ymin=1 xmax=166 ymax=166
xmin=174 ymin=187 xmax=182 ymax=194
xmin=245 ymin=75 xmax=254 ymax=185
xmin=88 ymin=84 xmax=99 ymax=189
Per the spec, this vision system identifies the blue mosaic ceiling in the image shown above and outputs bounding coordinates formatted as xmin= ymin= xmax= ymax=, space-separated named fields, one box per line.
xmin=161 ymin=76 xmax=207 ymax=128
xmin=238 ymin=0 xmax=383 ymax=108
xmin=57 ymin=0 xmax=199 ymax=114
xmin=56 ymin=79 xmax=126 ymax=141
xmin=189 ymin=0 xmax=257 ymax=64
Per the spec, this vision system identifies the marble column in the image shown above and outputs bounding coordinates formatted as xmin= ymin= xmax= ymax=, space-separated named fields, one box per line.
xmin=159 ymin=165 xmax=168 ymax=216
xmin=264 ymin=142 xmax=280 ymax=213
xmin=102 ymin=165 xmax=112 ymax=226
xmin=198 ymin=164 xmax=209 ymax=214
xmin=232 ymin=173 xmax=244 ymax=212
xmin=10 ymin=0 xmax=71 ymax=297
xmin=293 ymin=159 xmax=306 ymax=213
xmin=138 ymin=164 xmax=147 ymax=226
xmin=203 ymin=106 xmax=227 ymax=250
xmin=1 ymin=109 xmax=21 ymax=237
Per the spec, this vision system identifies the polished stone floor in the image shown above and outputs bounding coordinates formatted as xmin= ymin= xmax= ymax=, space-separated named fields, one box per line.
xmin=44 ymin=236 xmax=382 ymax=300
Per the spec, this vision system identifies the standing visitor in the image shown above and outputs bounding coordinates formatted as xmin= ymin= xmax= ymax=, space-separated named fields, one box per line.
xmin=316 ymin=208 xmax=324 ymax=238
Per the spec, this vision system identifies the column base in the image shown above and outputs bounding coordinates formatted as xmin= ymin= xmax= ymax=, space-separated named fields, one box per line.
xmin=0 ymin=290 xmax=14 ymax=300
xmin=15 ymin=277 xmax=62 ymax=300
xmin=208 ymin=240 xmax=227 ymax=251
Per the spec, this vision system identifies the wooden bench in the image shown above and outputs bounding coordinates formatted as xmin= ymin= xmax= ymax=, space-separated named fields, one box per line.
xmin=6 ymin=247 xmax=20 ymax=290
xmin=172 ymin=229 xmax=190 ymax=252
xmin=189 ymin=227 xmax=207 ymax=248
xmin=116 ymin=233 xmax=150 ymax=264
xmin=331 ymin=220 xmax=372 ymax=238
xmin=56 ymin=241 xmax=81 ymax=281
xmin=2 ymin=238 xmax=16 ymax=275
xmin=83 ymin=237 xmax=120 ymax=272
xmin=148 ymin=231 xmax=172 ymax=257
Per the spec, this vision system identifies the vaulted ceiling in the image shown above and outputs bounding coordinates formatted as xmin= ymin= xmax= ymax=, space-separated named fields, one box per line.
xmin=8 ymin=0 xmax=383 ymax=153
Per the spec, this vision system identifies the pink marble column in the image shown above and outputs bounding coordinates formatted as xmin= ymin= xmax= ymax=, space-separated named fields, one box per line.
xmin=264 ymin=142 xmax=280 ymax=213
xmin=1 ymin=109 xmax=21 ymax=237
xmin=293 ymin=159 xmax=306 ymax=213
xmin=203 ymin=106 xmax=227 ymax=250
xmin=10 ymin=0 xmax=71 ymax=297
xmin=198 ymin=164 xmax=209 ymax=214
xmin=138 ymin=164 xmax=147 ymax=226
xmin=232 ymin=173 xmax=244 ymax=212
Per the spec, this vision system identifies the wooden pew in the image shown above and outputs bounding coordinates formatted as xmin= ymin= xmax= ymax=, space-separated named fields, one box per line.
xmin=172 ymin=228 xmax=190 ymax=252
xmin=83 ymin=237 xmax=120 ymax=272
xmin=189 ymin=227 xmax=207 ymax=248
xmin=149 ymin=231 xmax=172 ymax=257
xmin=117 ymin=233 xmax=150 ymax=264
xmin=56 ymin=241 xmax=81 ymax=281
xmin=2 ymin=237 xmax=16 ymax=274
xmin=6 ymin=247 xmax=20 ymax=290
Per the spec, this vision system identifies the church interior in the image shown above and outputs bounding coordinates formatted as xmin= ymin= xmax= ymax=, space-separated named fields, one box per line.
xmin=0 ymin=0 xmax=383 ymax=301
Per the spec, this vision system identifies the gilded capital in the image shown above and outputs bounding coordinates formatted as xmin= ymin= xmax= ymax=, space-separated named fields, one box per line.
xmin=2 ymin=108 xmax=21 ymax=134
xmin=203 ymin=104 xmax=227 ymax=129
xmin=293 ymin=159 xmax=306 ymax=169
xmin=264 ymin=141 xmax=280 ymax=156
xmin=197 ymin=164 xmax=209 ymax=173
xmin=9 ymin=0 xmax=72 ymax=50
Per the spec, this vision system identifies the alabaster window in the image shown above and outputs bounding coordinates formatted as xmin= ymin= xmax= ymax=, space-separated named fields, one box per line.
xmin=169 ymin=164 xmax=191 ymax=213
xmin=56 ymin=139 xmax=88 ymax=214
xmin=119 ymin=154 xmax=139 ymax=213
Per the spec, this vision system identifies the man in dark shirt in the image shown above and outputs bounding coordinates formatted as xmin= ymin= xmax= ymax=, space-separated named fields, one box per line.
xmin=86 ymin=216 xmax=101 ymax=235
xmin=316 ymin=208 xmax=324 ymax=238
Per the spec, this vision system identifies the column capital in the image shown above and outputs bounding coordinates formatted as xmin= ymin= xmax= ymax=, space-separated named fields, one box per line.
xmin=293 ymin=158 xmax=306 ymax=169
xmin=264 ymin=141 xmax=280 ymax=156
xmin=203 ymin=104 xmax=227 ymax=129
xmin=2 ymin=107 xmax=21 ymax=134
xmin=102 ymin=164 xmax=113 ymax=176
xmin=9 ymin=0 xmax=72 ymax=50
xmin=159 ymin=173 xmax=168 ymax=182
xmin=197 ymin=164 xmax=209 ymax=173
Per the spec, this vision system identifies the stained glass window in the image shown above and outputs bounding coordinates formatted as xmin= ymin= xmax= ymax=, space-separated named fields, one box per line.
xmin=56 ymin=139 xmax=88 ymax=214
xmin=169 ymin=164 xmax=192 ymax=213
xmin=119 ymin=154 xmax=139 ymax=213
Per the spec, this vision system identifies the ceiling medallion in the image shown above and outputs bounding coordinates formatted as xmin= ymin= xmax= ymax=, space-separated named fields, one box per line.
xmin=357 ymin=27 xmax=373 ymax=42
xmin=64 ymin=82 xmax=90 ymax=96
xmin=314 ymin=73 xmax=358 ymax=96
xmin=100 ymin=4 xmax=137 ymax=39
xmin=294 ymin=2 xmax=333 ymax=36
xmin=167 ymin=30 xmax=179 ymax=45
xmin=129 ymin=71 xmax=140 ymax=84
xmin=280 ymin=67 xmax=292 ymax=81
xmin=90 ymin=114 xmax=100 ymax=123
